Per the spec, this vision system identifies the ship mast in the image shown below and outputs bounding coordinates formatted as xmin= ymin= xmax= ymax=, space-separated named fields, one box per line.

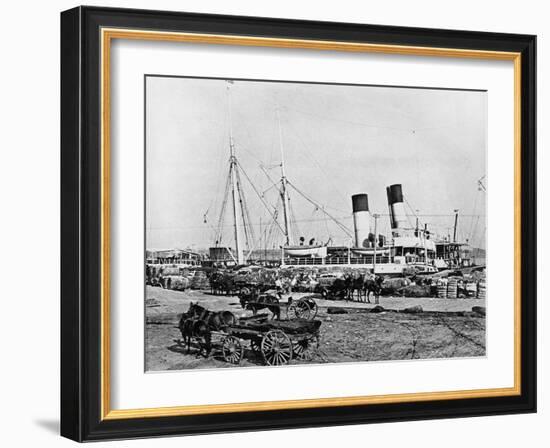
xmin=227 ymin=81 xmax=245 ymax=265
xmin=453 ymin=209 xmax=459 ymax=243
xmin=277 ymin=104 xmax=292 ymax=246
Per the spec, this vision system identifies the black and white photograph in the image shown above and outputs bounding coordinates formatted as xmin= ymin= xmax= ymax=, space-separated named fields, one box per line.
xmin=144 ymin=76 xmax=487 ymax=371
xmin=51 ymin=3 xmax=539 ymax=443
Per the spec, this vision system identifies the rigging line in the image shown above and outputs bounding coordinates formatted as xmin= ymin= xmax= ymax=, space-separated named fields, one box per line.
xmin=149 ymin=212 xmax=487 ymax=232
xmin=289 ymin=89 xmax=418 ymax=121
xmin=230 ymin=139 xmax=264 ymax=166
xmin=235 ymin=166 xmax=257 ymax=250
xmin=306 ymin=205 xmax=318 ymax=240
xmin=323 ymin=207 xmax=331 ymax=240
xmin=266 ymin=197 xmax=281 ymax=248
xmin=262 ymin=163 xmax=283 ymax=169
xmin=259 ymin=164 xmax=281 ymax=191
xmin=224 ymin=245 xmax=238 ymax=264
xmin=467 ymin=192 xmax=480 ymax=242
xmin=283 ymin=117 xmax=349 ymax=205
xmin=233 ymin=167 xmax=252 ymax=251
xmin=217 ymin=166 xmax=232 ymax=230
xmin=229 ymin=106 xmax=276 ymax=168
xmin=313 ymin=204 xmax=352 ymax=215
xmin=243 ymin=87 xmax=416 ymax=127
xmin=403 ymin=197 xmax=421 ymax=230
xmin=238 ymin=162 xmax=278 ymax=213
xmin=261 ymin=183 xmax=279 ymax=197
xmin=288 ymin=198 xmax=301 ymax=243
xmin=266 ymin=218 xmax=277 ymax=249
xmin=216 ymin=169 xmax=231 ymax=243
xmin=471 ymin=215 xmax=481 ymax=246
xmin=215 ymin=167 xmax=233 ymax=245
xmin=287 ymin=181 xmax=354 ymax=238
xmin=148 ymin=215 xmax=355 ymax=231
xmin=283 ymin=105 xmax=415 ymax=133
xmin=236 ymin=160 xmax=286 ymax=235
xmin=202 ymin=122 xmax=227 ymax=230
xmin=476 ymin=226 xmax=486 ymax=250
xmin=210 ymin=101 xmax=230 ymax=218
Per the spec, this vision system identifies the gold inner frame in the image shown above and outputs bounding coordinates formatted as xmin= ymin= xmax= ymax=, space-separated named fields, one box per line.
xmin=100 ymin=27 xmax=522 ymax=421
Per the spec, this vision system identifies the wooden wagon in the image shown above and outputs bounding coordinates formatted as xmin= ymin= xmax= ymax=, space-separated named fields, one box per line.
xmin=240 ymin=293 xmax=319 ymax=321
xmin=217 ymin=315 xmax=322 ymax=366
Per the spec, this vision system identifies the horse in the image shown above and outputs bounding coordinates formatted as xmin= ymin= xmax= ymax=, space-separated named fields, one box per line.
xmin=177 ymin=317 xmax=197 ymax=354
xmin=239 ymin=287 xmax=281 ymax=320
xmin=350 ymin=273 xmax=368 ymax=302
xmin=185 ymin=302 xmax=236 ymax=329
xmin=178 ymin=302 xmax=236 ymax=355
xmin=363 ymin=275 xmax=384 ymax=304
xmin=321 ymin=277 xmax=350 ymax=300
xmin=209 ymin=272 xmax=236 ymax=296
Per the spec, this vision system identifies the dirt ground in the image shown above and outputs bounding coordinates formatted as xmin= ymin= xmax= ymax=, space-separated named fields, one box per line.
xmin=145 ymin=286 xmax=486 ymax=371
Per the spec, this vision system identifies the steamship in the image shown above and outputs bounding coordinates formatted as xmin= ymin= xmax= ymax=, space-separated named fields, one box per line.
xmin=205 ymin=81 xmax=480 ymax=274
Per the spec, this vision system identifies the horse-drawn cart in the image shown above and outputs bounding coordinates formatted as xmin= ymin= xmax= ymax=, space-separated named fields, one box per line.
xmin=177 ymin=302 xmax=322 ymax=366
xmin=218 ymin=315 xmax=321 ymax=366
xmin=239 ymin=289 xmax=319 ymax=321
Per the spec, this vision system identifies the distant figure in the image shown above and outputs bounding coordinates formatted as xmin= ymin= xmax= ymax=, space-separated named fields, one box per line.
xmin=275 ymin=276 xmax=283 ymax=295
xmin=299 ymin=236 xmax=305 ymax=246
xmin=309 ymin=238 xmax=316 ymax=246
xmin=290 ymin=276 xmax=297 ymax=292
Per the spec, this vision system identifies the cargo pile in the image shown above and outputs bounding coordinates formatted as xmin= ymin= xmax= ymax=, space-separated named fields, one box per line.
xmin=190 ymin=270 xmax=209 ymax=289
xmin=434 ymin=270 xmax=486 ymax=299
xmin=146 ymin=262 xmax=486 ymax=300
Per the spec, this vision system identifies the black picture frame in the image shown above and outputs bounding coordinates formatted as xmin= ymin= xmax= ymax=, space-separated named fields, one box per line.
xmin=61 ymin=5 xmax=536 ymax=442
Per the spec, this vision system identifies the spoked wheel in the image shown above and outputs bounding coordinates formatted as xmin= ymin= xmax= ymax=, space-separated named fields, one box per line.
xmin=261 ymin=330 xmax=293 ymax=366
xmin=221 ymin=335 xmax=243 ymax=365
xmin=287 ymin=298 xmax=317 ymax=320
xmin=304 ymin=299 xmax=318 ymax=319
xmin=293 ymin=334 xmax=320 ymax=361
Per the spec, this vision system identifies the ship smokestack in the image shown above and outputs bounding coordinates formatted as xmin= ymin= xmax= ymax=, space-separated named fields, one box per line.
xmin=386 ymin=184 xmax=407 ymax=236
xmin=352 ymin=194 xmax=371 ymax=248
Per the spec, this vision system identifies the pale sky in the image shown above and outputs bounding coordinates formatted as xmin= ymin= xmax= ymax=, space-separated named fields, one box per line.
xmin=146 ymin=76 xmax=487 ymax=251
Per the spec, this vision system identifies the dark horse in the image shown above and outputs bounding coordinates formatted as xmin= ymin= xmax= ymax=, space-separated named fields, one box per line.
xmin=321 ymin=277 xmax=350 ymax=300
xmin=178 ymin=302 xmax=236 ymax=355
xmin=209 ymin=271 xmax=237 ymax=296
xmin=363 ymin=275 xmax=384 ymax=304
xmin=349 ymin=273 xmax=367 ymax=302
xmin=239 ymin=287 xmax=281 ymax=320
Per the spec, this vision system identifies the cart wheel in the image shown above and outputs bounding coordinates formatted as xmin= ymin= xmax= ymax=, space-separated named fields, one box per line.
xmin=306 ymin=298 xmax=318 ymax=319
xmin=293 ymin=334 xmax=320 ymax=361
xmin=287 ymin=299 xmax=312 ymax=320
xmin=221 ymin=336 xmax=243 ymax=365
xmin=261 ymin=330 xmax=293 ymax=366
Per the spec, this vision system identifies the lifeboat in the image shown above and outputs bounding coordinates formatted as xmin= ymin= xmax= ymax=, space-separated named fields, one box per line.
xmin=284 ymin=245 xmax=328 ymax=257
xmin=351 ymin=247 xmax=390 ymax=256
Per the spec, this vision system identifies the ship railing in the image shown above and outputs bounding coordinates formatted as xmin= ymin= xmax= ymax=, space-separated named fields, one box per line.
xmin=282 ymin=256 xmax=391 ymax=266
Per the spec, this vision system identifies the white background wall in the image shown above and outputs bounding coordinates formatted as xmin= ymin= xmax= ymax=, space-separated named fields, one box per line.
xmin=0 ymin=0 xmax=546 ymax=446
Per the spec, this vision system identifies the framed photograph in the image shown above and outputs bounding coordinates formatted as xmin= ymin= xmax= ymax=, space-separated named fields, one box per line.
xmin=61 ymin=6 xmax=536 ymax=441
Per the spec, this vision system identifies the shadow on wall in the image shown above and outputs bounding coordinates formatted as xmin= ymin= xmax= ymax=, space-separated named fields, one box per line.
xmin=33 ymin=419 xmax=59 ymax=435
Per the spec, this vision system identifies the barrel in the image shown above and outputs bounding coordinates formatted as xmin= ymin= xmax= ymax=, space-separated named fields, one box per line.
xmin=447 ymin=278 xmax=458 ymax=299
xmin=477 ymin=280 xmax=486 ymax=299
xmin=465 ymin=281 xmax=478 ymax=297
xmin=437 ymin=279 xmax=448 ymax=298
